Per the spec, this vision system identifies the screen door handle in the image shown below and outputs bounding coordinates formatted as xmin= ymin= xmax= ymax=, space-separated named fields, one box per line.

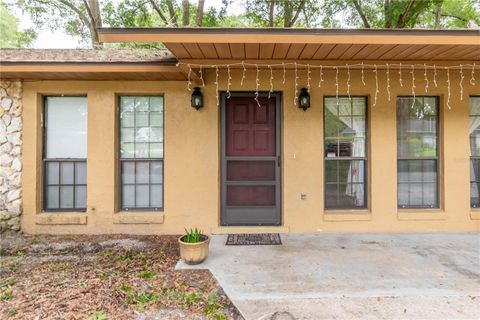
xmin=277 ymin=156 xmax=281 ymax=167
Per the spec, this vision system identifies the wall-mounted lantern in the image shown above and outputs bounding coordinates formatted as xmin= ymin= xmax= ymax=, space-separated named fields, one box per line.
xmin=191 ymin=87 xmax=203 ymax=110
xmin=298 ymin=88 xmax=310 ymax=111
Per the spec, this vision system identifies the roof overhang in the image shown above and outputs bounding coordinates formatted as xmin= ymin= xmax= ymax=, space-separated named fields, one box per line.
xmin=98 ymin=28 xmax=480 ymax=61
xmin=0 ymin=61 xmax=194 ymax=81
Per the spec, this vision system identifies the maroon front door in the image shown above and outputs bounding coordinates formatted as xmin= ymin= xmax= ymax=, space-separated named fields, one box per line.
xmin=221 ymin=94 xmax=281 ymax=226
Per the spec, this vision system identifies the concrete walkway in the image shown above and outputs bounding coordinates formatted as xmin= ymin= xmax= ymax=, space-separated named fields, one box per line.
xmin=176 ymin=233 xmax=480 ymax=319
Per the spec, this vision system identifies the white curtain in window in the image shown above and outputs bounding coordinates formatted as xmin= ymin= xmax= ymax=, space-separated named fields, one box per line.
xmin=326 ymin=99 xmax=365 ymax=206
xmin=46 ymin=97 xmax=87 ymax=158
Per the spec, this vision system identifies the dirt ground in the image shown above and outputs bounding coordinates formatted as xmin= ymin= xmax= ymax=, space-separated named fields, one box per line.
xmin=0 ymin=233 xmax=243 ymax=320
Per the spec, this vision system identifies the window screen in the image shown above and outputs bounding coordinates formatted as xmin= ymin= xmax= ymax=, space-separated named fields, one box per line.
xmin=44 ymin=97 xmax=87 ymax=211
xmin=119 ymin=96 xmax=164 ymax=210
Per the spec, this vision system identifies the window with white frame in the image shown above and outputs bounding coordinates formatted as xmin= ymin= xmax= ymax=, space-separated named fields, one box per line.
xmin=469 ymin=96 xmax=480 ymax=207
xmin=44 ymin=97 xmax=87 ymax=211
xmin=397 ymin=96 xmax=439 ymax=209
xmin=119 ymin=96 xmax=164 ymax=211
xmin=324 ymin=97 xmax=367 ymax=210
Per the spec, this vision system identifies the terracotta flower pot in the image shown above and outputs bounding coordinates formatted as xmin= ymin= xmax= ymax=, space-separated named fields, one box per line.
xmin=178 ymin=234 xmax=210 ymax=265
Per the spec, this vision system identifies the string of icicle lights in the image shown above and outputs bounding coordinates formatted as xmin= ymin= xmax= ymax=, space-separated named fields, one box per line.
xmin=180 ymin=62 xmax=478 ymax=109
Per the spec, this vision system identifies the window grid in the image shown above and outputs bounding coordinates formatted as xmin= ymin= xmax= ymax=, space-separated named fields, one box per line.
xmin=119 ymin=96 xmax=164 ymax=211
xmin=469 ymin=96 xmax=480 ymax=208
xmin=397 ymin=96 xmax=439 ymax=209
xmin=43 ymin=96 xmax=87 ymax=212
xmin=43 ymin=159 xmax=87 ymax=211
xmin=324 ymin=97 xmax=368 ymax=210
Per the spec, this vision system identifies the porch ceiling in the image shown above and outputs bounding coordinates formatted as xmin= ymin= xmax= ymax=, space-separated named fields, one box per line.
xmin=98 ymin=28 xmax=480 ymax=62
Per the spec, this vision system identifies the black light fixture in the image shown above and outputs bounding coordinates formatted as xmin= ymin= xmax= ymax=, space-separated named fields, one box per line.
xmin=298 ymin=88 xmax=310 ymax=111
xmin=191 ymin=87 xmax=203 ymax=110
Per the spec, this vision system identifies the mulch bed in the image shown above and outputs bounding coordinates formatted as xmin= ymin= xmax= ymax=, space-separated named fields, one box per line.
xmin=0 ymin=234 xmax=243 ymax=320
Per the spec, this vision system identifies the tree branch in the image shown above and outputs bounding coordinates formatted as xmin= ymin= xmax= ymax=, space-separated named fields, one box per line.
xmin=148 ymin=0 xmax=169 ymax=25
xmin=352 ymin=0 xmax=371 ymax=28
xmin=396 ymin=0 xmax=415 ymax=28
xmin=287 ymin=0 xmax=306 ymax=27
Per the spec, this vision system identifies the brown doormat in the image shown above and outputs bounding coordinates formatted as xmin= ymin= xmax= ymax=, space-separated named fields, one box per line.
xmin=226 ymin=233 xmax=282 ymax=246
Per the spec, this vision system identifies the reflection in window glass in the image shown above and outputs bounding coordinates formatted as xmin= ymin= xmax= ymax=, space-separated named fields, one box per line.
xmin=397 ymin=97 xmax=439 ymax=208
xmin=469 ymin=97 xmax=480 ymax=207
xmin=324 ymin=97 xmax=367 ymax=210
xmin=44 ymin=97 xmax=87 ymax=211
xmin=119 ymin=96 xmax=164 ymax=210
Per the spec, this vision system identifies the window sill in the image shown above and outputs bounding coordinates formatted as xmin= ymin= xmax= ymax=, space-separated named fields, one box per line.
xmin=36 ymin=213 xmax=88 ymax=225
xmin=397 ymin=210 xmax=447 ymax=221
xmin=113 ymin=212 xmax=165 ymax=224
xmin=470 ymin=211 xmax=480 ymax=220
xmin=323 ymin=211 xmax=372 ymax=221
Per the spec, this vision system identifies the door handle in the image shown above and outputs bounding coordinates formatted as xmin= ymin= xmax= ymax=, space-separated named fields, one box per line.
xmin=277 ymin=156 xmax=281 ymax=167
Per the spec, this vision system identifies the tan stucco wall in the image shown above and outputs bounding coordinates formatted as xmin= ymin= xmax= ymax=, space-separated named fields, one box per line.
xmin=21 ymin=65 xmax=480 ymax=234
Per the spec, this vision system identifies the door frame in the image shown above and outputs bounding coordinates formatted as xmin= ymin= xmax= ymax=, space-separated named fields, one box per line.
xmin=220 ymin=92 xmax=282 ymax=226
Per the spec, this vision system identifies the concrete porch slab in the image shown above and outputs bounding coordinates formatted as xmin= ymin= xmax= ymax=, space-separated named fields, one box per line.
xmin=176 ymin=233 xmax=480 ymax=319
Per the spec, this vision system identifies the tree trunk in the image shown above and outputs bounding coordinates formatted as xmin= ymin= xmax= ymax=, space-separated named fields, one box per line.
xmin=352 ymin=0 xmax=371 ymax=28
xmin=195 ymin=0 xmax=205 ymax=26
xmin=384 ymin=0 xmax=392 ymax=28
xmin=286 ymin=0 xmax=306 ymax=27
xmin=166 ymin=0 xmax=178 ymax=26
xmin=434 ymin=1 xmax=443 ymax=29
xmin=283 ymin=1 xmax=292 ymax=27
xmin=148 ymin=0 xmax=169 ymax=25
xmin=86 ymin=0 xmax=102 ymax=48
xmin=182 ymin=0 xmax=190 ymax=26
xmin=268 ymin=0 xmax=275 ymax=27
xmin=396 ymin=0 xmax=415 ymax=28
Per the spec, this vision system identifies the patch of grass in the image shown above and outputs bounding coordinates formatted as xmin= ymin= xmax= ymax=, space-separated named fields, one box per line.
xmin=204 ymin=291 xmax=226 ymax=320
xmin=0 ymin=277 xmax=17 ymax=289
xmin=79 ymin=280 xmax=87 ymax=287
xmin=89 ymin=310 xmax=109 ymax=320
xmin=117 ymin=283 xmax=158 ymax=307
xmin=49 ymin=262 xmax=66 ymax=272
xmin=180 ymin=291 xmax=202 ymax=306
xmin=8 ymin=262 xmax=19 ymax=272
xmin=28 ymin=235 xmax=41 ymax=245
xmin=14 ymin=249 xmax=26 ymax=257
xmin=137 ymin=270 xmax=156 ymax=279
xmin=0 ymin=289 xmax=13 ymax=301
xmin=7 ymin=308 xmax=17 ymax=317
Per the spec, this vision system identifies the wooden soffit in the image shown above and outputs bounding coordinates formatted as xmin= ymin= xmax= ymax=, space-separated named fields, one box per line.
xmin=98 ymin=28 xmax=480 ymax=61
xmin=0 ymin=63 xmax=189 ymax=81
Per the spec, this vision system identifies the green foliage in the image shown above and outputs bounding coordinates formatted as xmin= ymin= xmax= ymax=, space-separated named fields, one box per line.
xmin=321 ymin=0 xmax=479 ymax=29
xmin=203 ymin=291 xmax=226 ymax=319
xmin=245 ymin=0 xmax=322 ymax=27
xmin=7 ymin=308 xmax=17 ymax=317
xmin=0 ymin=2 xmax=36 ymax=48
xmin=137 ymin=270 xmax=156 ymax=279
xmin=182 ymin=228 xmax=203 ymax=243
xmin=0 ymin=289 xmax=13 ymax=301
xmin=89 ymin=310 xmax=109 ymax=320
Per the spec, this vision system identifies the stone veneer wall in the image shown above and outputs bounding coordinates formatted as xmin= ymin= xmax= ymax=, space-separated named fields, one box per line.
xmin=0 ymin=81 xmax=22 ymax=232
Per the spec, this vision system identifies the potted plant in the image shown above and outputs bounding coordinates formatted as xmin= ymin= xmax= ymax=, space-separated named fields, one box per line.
xmin=178 ymin=228 xmax=210 ymax=265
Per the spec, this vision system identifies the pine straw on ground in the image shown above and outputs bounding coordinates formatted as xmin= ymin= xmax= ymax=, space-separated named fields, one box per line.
xmin=0 ymin=234 xmax=243 ymax=320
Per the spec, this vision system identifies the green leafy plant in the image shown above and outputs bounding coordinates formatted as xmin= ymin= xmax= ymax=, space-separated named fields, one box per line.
xmin=182 ymin=228 xmax=204 ymax=243
xmin=89 ymin=310 xmax=109 ymax=320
